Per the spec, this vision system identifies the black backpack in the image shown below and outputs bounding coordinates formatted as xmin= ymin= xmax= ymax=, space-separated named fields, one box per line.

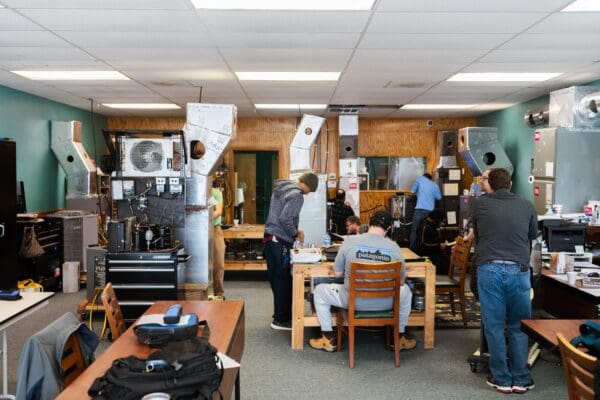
xmin=88 ymin=337 xmax=223 ymax=400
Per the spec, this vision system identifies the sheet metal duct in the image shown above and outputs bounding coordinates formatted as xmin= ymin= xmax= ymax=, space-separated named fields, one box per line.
xmin=289 ymin=114 xmax=325 ymax=173
xmin=338 ymin=115 xmax=360 ymax=216
xmin=524 ymin=109 xmax=550 ymax=128
xmin=50 ymin=120 xmax=98 ymax=198
xmin=183 ymin=103 xmax=236 ymax=284
xmin=550 ymin=86 xmax=600 ymax=128
xmin=458 ymin=127 xmax=513 ymax=176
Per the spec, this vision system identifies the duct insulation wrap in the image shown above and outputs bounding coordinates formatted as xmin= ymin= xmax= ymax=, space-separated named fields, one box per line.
xmin=458 ymin=127 xmax=513 ymax=176
xmin=289 ymin=114 xmax=325 ymax=173
xmin=549 ymin=86 xmax=600 ymax=128
xmin=50 ymin=120 xmax=98 ymax=198
xmin=183 ymin=208 xmax=213 ymax=284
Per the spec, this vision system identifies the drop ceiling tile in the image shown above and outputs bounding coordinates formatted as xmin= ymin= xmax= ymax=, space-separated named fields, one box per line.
xmin=375 ymin=0 xmax=571 ymax=12
xmin=0 ymin=8 xmax=43 ymax=30
xmin=60 ymin=31 xmax=213 ymax=48
xmin=351 ymin=49 xmax=485 ymax=67
xmin=0 ymin=59 xmax=106 ymax=69
xmin=0 ymin=46 xmax=94 ymax=61
xmin=367 ymin=12 xmax=548 ymax=34
xmin=220 ymin=48 xmax=352 ymax=71
xmin=18 ymin=9 xmax=203 ymax=32
xmin=480 ymin=48 xmax=600 ymax=63
xmin=461 ymin=61 xmax=591 ymax=73
xmin=213 ymin=33 xmax=361 ymax=49
xmin=410 ymin=91 xmax=500 ymax=103
xmin=4 ymin=0 xmax=192 ymax=8
xmin=87 ymin=47 xmax=222 ymax=62
xmin=501 ymin=34 xmax=600 ymax=50
xmin=0 ymin=31 xmax=71 ymax=46
xmin=197 ymin=10 xmax=370 ymax=34
xmin=527 ymin=13 xmax=600 ymax=34
xmin=148 ymin=84 xmax=246 ymax=100
xmin=359 ymin=33 xmax=513 ymax=50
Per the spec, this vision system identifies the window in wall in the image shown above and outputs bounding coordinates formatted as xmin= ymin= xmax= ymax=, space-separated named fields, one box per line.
xmin=358 ymin=157 xmax=426 ymax=190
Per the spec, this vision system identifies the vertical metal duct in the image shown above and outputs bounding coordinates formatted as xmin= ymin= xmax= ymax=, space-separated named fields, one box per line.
xmin=338 ymin=114 xmax=360 ymax=216
xmin=183 ymin=104 xmax=237 ymax=285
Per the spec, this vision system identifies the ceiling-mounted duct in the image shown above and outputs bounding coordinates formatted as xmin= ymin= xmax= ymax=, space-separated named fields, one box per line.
xmin=458 ymin=127 xmax=513 ymax=176
xmin=524 ymin=109 xmax=550 ymax=128
xmin=549 ymin=86 xmax=600 ymax=128
xmin=289 ymin=114 xmax=325 ymax=173
xmin=51 ymin=121 xmax=98 ymax=199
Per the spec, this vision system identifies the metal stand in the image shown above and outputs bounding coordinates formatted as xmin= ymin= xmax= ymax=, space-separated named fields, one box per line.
xmin=468 ymin=324 xmax=489 ymax=373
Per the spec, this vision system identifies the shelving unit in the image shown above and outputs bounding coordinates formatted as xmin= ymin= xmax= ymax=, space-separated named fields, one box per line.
xmin=223 ymin=224 xmax=266 ymax=271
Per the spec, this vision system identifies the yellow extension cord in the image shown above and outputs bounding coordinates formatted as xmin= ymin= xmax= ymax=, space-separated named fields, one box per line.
xmin=88 ymin=287 xmax=108 ymax=340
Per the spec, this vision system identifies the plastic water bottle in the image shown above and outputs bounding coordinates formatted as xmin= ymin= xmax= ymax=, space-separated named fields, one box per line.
xmin=323 ymin=232 xmax=332 ymax=247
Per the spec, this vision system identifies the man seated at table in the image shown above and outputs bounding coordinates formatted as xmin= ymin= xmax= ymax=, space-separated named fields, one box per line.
xmin=309 ymin=210 xmax=416 ymax=352
xmin=345 ymin=216 xmax=363 ymax=235
xmin=414 ymin=209 xmax=450 ymax=275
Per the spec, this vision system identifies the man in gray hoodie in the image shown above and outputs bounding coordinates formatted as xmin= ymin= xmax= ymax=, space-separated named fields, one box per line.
xmin=263 ymin=172 xmax=319 ymax=330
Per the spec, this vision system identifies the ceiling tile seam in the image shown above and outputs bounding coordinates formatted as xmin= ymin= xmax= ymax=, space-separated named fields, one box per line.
xmin=7 ymin=7 xmax=179 ymax=109
xmin=193 ymin=8 xmax=258 ymax=116
xmin=403 ymin=10 xmax=560 ymax=108
xmin=327 ymin=0 xmax=380 ymax=106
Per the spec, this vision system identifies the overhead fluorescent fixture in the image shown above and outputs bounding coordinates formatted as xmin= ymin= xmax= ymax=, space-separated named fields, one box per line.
xmin=255 ymin=104 xmax=327 ymax=110
xmin=11 ymin=70 xmax=129 ymax=81
xmin=447 ymin=72 xmax=562 ymax=82
xmin=102 ymin=103 xmax=180 ymax=110
xmin=562 ymin=0 xmax=600 ymax=11
xmin=236 ymin=72 xmax=340 ymax=81
xmin=191 ymin=0 xmax=375 ymax=10
xmin=402 ymin=104 xmax=474 ymax=110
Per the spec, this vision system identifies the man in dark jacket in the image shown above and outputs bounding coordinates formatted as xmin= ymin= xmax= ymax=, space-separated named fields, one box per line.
xmin=264 ymin=172 xmax=319 ymax=330
xmin=472 ymin=168 xmax=537 ymax=394
xmin=414 ymin=209 xmax=450 ymax=275
xmin=331 ymin=189 xmax=355 ymax=235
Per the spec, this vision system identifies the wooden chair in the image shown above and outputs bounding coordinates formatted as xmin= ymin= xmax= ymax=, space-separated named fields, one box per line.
xmin=101 ymin=282 xmax=126 ymax=341
xmin=336 ymin=261 xmax=403 ymax=368
xmin=61 ymin=333 xmax=86 ymax=388
xmin=435 ymin=236 xmax=472 ymax=327
xmin=557 ymin=332 xmax=597 ymax=400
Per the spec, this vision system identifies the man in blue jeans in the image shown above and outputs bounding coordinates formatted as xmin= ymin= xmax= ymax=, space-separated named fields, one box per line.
xmin=410 ymin=173 xmax=441 ymax=251
xmin=471 ymin=168 xmax=537 ymax=394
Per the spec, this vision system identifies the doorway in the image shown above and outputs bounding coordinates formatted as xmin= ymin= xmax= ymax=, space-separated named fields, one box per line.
xmin=234 ymin=151 xmax=279 ymax=224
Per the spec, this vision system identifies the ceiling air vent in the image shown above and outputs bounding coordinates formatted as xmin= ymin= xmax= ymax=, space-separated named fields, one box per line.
xmin=327 ymin=104 xmax=401 ymax=114
xmin=384 ymin=81 xmax=427 ymax=89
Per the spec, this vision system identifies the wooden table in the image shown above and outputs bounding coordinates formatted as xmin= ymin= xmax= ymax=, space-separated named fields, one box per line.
xmin=57 ymin=300 xmax=245 ymax=400
xmin=222 ymin=224 xmax=266 ymax=271
xmin=0 ymin=291 xmax=54 ymax=397
xmin=291 ymin=248 xmax=436 ymax=349
xmin=540 ymin=269 xmax=600 ymax=319
xmin=521 ymin=319 xmax=589 ymax=348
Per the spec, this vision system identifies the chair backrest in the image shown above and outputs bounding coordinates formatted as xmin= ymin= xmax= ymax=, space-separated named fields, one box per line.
xmin=347 ymin=261 xmax=403 ymax=317
xmin=61 ymin=333 xmax=86 ymax=388
xmin=448 ymin=236 xmax=472 ymax=288
xmin=557 ymin=332 xmax=597 ymax=400
xmin=101 ymin=282 xmax=126 ymax=340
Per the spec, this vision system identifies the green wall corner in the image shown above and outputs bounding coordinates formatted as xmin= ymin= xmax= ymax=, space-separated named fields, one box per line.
xmin=0 ymin=85 xmax=106 ymax=212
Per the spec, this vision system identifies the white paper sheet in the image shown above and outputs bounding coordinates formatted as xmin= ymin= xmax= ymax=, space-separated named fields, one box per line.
xmin=217 ymin=352 xmax=240 ymax=369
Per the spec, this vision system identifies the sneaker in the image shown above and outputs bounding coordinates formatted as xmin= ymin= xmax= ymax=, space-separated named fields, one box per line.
xmin=512 ymin=381 xmax=535 ymax=394
xmin=389 ymin=335 xmax=417 ymax=351
xmin=486 ymin=376 xmax=512 ymax=394
xmin=270 ymin=320 xmax=292 ymax=331
xmin=309 ymin=334 xmax=337 ymax=352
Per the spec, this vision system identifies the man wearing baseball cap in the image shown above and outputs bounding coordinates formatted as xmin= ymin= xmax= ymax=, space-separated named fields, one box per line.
xmin=309 ymin=210 xmax=416 ymax=352
xmin=263 ymin=172 xmax=319 ymax=330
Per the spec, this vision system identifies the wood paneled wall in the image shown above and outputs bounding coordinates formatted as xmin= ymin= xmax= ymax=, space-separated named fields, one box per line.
xmin=106 ymin=116 xmax=476 ymax=221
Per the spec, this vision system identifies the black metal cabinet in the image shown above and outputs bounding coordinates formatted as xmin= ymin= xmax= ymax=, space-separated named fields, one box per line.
xmin=0 ymin=140 xmax=17 ymax=290
xmin=106 ymin=248 xmax=181 ymax=321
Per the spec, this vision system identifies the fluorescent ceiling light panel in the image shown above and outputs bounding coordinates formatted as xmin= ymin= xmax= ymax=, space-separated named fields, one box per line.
xmin=236 ymin=72 xmax=340 ymax=81
xmin=562 ymin=0 xmax=600 ymax=11
xmin=255 ymin=104 xmax=327 ymax=110
xmin=447 ymin=72 xmax=562 ymax=82
xmin=402 ymin=104 xmax=474 ymax=110
xmin=11 ymin=70 xmax=129 ymax=80
xmin=191 ymin=0 xmax=374 ymax=10
xmin=102 ymin=103 xmax=180 ymax=110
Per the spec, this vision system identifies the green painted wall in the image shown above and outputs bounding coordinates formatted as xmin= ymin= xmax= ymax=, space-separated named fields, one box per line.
xmin=0 ymin=85 xmax=106 ymax=212
xmin=477 ymin=79 xmax=600 ymax=200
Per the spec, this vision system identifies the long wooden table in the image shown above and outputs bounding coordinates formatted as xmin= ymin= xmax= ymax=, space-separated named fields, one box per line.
xmin=521 ymin=319 xmax=589 ymax=348
xmin=540 ymin=268 xmax=600 ymax=319
xmin=57 ymin=300 xmax=245 ymax=400
xmin=291 ymin=248 xmax=436 ymax=349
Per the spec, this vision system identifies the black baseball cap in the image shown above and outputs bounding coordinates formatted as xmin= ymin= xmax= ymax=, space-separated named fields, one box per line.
xmin=369 ymin=210 xmax=393 ymax=231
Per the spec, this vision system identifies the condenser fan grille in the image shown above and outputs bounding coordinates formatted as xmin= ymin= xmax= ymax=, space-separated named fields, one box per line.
xmin=129 ymin=140 xmax=164 ymax=172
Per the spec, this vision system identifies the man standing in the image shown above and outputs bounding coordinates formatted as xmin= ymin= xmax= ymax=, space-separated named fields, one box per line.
xmin=309 ymin=211 xmax=415 ymax=352
xmin=264 ymin=172 xmax=319 ymax=330
xmin=330 ymin=189 xmax=355 ymax=235
xmin=410 ymin=173 xmax=441 ymax=251
xmin=471 ymin=168 xmax=537 ymax=394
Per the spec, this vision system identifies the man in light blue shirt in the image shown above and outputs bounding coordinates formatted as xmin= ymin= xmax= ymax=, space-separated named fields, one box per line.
xmin=409 ymin=173 xmax=441 ymax=251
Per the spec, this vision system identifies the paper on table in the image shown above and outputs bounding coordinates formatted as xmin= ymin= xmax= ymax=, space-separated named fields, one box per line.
xmin=217 ymin=352 xmax=240 ymax=369
xmin=136 ymin=314 xmax=191 ymax=326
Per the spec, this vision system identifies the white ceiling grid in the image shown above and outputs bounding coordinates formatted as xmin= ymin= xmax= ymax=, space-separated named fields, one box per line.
xmin=0 ymin=0 xmax=597 ymax=117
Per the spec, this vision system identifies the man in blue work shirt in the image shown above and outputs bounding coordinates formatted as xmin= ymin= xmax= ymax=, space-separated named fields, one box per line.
xmin=409 ymin=173 xmax=441 ymax=251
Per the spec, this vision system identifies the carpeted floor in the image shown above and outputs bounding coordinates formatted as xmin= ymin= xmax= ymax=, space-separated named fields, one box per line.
xmin=6 ymin=279 xmax=568 ymax=399
xmin=435 ymin=291 xmax=481 ymax=329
